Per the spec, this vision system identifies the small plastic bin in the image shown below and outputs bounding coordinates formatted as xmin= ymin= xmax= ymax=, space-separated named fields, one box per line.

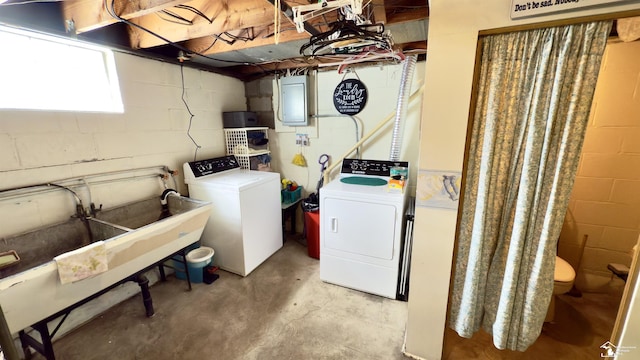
xmin=304 ymin=211 xmax=320 ymax=259
xmin=281 ymin=186 xmax=302 ymax=204
xmin=174 ymin=244 xmax=214 ymax=284
xmin=185 ymin=247 xmax=215 ymax=284
xmin=302 ymin=194 xmax=320 ymax=259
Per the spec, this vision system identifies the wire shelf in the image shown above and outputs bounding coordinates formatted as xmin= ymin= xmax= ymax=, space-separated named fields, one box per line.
xmin=223 ymin=127 xmax=271 ymax=170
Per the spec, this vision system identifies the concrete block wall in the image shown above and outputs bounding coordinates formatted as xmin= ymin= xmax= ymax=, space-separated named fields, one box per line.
xmin=245 ymin=77 xmax=275 ymax=128
xmin=0 ymin=52 xmax=246 ymax=237
xmin=271 ymin=64 xmax=424 ymax=194
xmin=0 ymin=51 xmax=245 ymax=342
xmin=558 ymin=40 xmax=640 ymax=292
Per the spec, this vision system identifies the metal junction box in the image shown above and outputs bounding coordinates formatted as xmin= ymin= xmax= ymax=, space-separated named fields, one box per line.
xmin=280 ymin=75 xmax=309 ymax=126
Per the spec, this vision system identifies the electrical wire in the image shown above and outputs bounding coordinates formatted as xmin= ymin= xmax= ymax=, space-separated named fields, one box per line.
xmin=274 ymin=74 xmax=282 ymax=122
xmin=104 ymin=0 xmax=253 ymax=65
xmin=224 ymin=29 xmax=255 ymax=42
xmin=200 ymin=35 xmax=219 ymax=53
xmin=300 ymin=19 xmax=391 ymax=56
xmin=211 ymin=32 xmax=235 ymax=45
xmin=155 ymin=5 xmax=215 ymax=26
xmin=175 ymin=4 xmax=214 ymax=23
xmin=180 ymin=64 xmax=201 ymax=161
xmin=157 ymin=10 xmax=193 ymax=25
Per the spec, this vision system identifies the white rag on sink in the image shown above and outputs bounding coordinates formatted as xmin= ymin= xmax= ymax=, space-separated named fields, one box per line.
xmin=54 ymin=241 xmax=108 ymax=284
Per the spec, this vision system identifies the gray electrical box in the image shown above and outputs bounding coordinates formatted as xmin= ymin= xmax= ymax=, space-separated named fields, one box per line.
xmin=281 ymin=75 xmax=308 ymax=126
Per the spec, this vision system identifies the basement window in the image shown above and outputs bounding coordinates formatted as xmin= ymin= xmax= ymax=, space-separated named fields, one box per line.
xmin=0 ymin=24 xmax=123 ymax=113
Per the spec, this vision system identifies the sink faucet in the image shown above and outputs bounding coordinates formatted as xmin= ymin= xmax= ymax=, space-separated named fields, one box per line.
xmin=46 ymin=183 xmax=89 ymax=219
xmin=90 ymin=203 xmax=102 ymax=217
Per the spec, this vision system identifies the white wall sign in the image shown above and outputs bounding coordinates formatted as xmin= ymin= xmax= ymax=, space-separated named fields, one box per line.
xmin=511 ymin=0 xmax=628 ymax=19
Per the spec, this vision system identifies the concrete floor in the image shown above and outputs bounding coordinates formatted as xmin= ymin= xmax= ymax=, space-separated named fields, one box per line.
xmin=33 ymin=239 xmax=408 ymax=360
xmin=29 ymin=238 xmax=623 ymax=360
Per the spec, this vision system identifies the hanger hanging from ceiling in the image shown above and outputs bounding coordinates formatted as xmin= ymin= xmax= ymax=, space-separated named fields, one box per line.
xmin=292 ymin=0 xmax=363 ymax=33
xmin=328 ymin=49 xmax=407 ymax=73
xmin=299 ymin=19 xmax=392 ymax=56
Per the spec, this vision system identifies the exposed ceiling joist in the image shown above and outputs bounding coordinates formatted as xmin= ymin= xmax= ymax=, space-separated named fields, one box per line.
xmin=62 ymin=0 xmax=188 ymax=33
xmin=386 ymin=4 xmax=428 ymax=23
xmin=128 ymin=0 xmax=275 ymax=49
xmin=7 ymin=0 xmax=429 ymax=80
xmin=266 ymin=0 xmax=320 ymax=36
xmin=371 ymin=0 xmax=386 ymax=24
xmin=186 ymin=25 xmax=309 ymax=55
xmin=186 ymin=4 xmax=426 ymax=57
xmin=223 ymin=42 xmax=426 ymax=80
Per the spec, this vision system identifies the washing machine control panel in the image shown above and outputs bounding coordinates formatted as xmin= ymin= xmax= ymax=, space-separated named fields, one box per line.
xmin=341 ymin=159 xmax=409 ymax=176
xmin=187 ymin=155 xmax=240 ymax=178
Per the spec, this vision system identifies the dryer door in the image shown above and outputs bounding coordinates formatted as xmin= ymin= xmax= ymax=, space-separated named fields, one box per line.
xmin=323 ymin=198 xmax=396 ymax=260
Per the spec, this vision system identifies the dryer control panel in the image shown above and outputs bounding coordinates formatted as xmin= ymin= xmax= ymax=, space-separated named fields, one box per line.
xmin=341 ymin=159 xmax=409 ymax=176
xmin=186 ymin=155 xmax=240 ymax=178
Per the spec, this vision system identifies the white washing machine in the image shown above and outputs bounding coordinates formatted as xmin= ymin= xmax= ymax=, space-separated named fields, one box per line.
xmin=320 ymin=158 xmax=409 ymax=299
xmin=183 ymin=155 xmax=282 ymax=276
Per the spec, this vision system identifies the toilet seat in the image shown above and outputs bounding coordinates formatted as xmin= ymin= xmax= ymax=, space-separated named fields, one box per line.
xmin=554 ymin=256 xmax=575 ymax=283
xmin=548 ymin=256 xmax=576 ymax=322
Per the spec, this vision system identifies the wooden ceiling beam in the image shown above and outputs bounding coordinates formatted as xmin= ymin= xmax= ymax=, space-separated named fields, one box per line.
xmin=386 ymin=5 xmax=428 ymax=24
xmin=62 ymin=0 xmax=188 ymax=34
xmin=185 ymin=4 xmax=425 ymax=58
xmin=371 ymin=0 xmax=386 ymax=24
xmin=186 ymin=25 xmax=309 ymax=55
xmin=265 ymin=0 xmax=320 ymax=36
xmin=128 ymin=0 xmax=275 ymax=49
xmin=225 ymin=58 xmax=334 ymax=80
xmin=226 ymin=45 xmax=427 ymax=81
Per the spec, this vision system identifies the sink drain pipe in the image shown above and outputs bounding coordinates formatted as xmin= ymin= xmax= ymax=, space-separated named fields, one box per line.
xmin=389 ymin=55 xmax=417 ymax=162
xmin=134 ymin=274 xmax=155 ymax=318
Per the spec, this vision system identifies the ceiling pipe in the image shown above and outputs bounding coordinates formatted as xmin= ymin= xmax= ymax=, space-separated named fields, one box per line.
xmin=266 ymin=0 xmax=321 ymax=36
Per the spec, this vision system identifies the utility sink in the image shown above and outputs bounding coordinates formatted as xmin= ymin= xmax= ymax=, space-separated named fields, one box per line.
xmin=0 ymin=194 xmax=211 ymax=335
xmin=0 ymin=217 xmax=128 ymax=280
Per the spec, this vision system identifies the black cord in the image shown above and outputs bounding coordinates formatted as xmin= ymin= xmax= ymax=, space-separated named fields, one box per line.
xmin=201 ymin=36 xmax=219 ymax=53
xmin=224 ymin=29 xmax=255 ymax=42
xmin=210 ymin=30 xmax=256 ymax=46
xmin=180 ymin=64 xmax=201 ymax=161
xmin=211 ymin=32 xmax=236 ymax=46
xmin=175 ymin=4 xmax=214 ymax=23
xmin=158 ymin=10 xmax=194 ymax=25
xmin=104 ymin=0 xmax=253 ymax=65
xmin=300 ymin=20 xmax=390 ymax=56
xmin=153 ymin=5 xmax=215 ymax=26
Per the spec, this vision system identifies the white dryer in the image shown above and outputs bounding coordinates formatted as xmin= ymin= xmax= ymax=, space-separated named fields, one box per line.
xmin=184 ymin=156 xmax=282 ymax=276
xmin=320 ymin=159 xmax=409 ymax=299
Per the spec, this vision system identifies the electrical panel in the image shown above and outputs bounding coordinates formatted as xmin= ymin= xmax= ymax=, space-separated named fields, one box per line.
xmin=281 ymin=75 xmax=309 ymax=126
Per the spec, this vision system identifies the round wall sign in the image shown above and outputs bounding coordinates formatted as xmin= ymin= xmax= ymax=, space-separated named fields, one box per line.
xmin=333 ymin=78 xmax=368 ymax=115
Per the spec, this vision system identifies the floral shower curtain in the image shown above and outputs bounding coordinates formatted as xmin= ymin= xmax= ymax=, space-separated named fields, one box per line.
xmin=448 ymin=21 xmax=611 ymax=351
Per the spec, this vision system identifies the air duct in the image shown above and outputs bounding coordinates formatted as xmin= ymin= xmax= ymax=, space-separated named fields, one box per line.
xmin=389 ymin=55 xmax=417 ymax=161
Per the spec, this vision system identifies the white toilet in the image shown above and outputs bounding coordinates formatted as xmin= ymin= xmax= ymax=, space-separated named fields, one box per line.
xmin=546 ymin=256 xmax=576 ymax=322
